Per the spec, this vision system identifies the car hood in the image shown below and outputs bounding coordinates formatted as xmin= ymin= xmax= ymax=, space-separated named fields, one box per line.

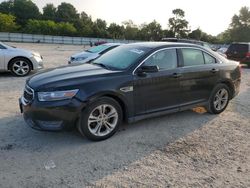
xmin=72 ymin=51 xmax=96 ymax=58
xmin=27 ymin=64 xmax=120 ymax=90
xmin=8 ymin=47 xmax=32 ymax=55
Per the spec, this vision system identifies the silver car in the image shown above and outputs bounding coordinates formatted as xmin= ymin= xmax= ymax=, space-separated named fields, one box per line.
xmin=0 ymin=42 xmax=43 ymax=76
xmin=69 ymin=43 xmax=122 ymax=64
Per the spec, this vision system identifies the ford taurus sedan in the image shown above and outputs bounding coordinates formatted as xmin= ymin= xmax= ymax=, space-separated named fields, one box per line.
xmin=19 ymin=42 xmax=241 ymax=141
xmin=68 ymin=43 xmax=122 ymax=64
xmin=0 ymin=42 xmax=43 ymax=76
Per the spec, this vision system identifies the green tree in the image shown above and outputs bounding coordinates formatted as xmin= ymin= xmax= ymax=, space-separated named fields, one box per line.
xmin=43 ymin=3 xmax=57 ymax=21
xmin=73 ymin=11 xmax=93 ymax=37
xmin=148 ymin=20 xmax=163 ymax=41
xmin=56 ymin=2 xmax=79 ymax=22
xmin=188 ymin=28 xmax=202 ymax=40
xmin=56 ymin=22 xmax=77 ymax=36
xmin=227 ymin=6 xmax=250 ymax=42
xmin=107 ymin=23 xmax=124 ymax=39
xmin=24 ymin=19 xmax=76 ymax=36
xmin=122 ymin=20 xmax=139 ymax=40
xmin=217 ymin=30 xmax=231 ymax=43
xmin=138 ymin=20 xmax=162 ymax=41
xmin=0 ymin=0 xmax=13 ymax=14
xmin=162 ymin=29 xmax=175 ymax=38
xmin=25 ymin=19 xmax=56 ymax=35
xmin=12 ymin=0 xmax=40 ymax=25
xmin=0 ymin=13 xmax=18 ymax=32
xmin=168 ymin=9 xmax=189 ymax=38
xmin=0 ymin=0 xmax=40 ymax=26
xmin=92 ymin=19 xmax=108 ymax=38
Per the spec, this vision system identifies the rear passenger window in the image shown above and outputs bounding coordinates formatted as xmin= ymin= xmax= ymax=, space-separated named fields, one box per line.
xmin=181 ymin=49 xmax=204 ymax=66
xmin=144 ymin=49 xmax=177 ymax=70
xmin=204 ymin=53 xmax=216 ymax=64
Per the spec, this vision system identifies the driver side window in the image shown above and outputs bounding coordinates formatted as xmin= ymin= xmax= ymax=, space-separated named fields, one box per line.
xmin=144 ymin=49 xmax=177 ymax=70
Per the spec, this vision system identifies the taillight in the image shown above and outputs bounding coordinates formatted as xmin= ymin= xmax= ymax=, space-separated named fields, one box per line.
xmin=246 ymin=52 xmax=250 ymax=57
xmin=239 ymin=64 xmax=242 ymax=74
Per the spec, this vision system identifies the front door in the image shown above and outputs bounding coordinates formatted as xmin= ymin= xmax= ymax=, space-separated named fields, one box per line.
xmin=133 ymin=48 xmax=181 ymax=115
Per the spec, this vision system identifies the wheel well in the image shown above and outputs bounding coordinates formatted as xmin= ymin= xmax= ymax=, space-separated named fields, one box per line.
xmin=220 ymin=81 xmax=234 ymax=99
xmin=8 ymin=57 xmax=33 ymax=70
xmin=103 ymin=94 xmax=128 ymax=122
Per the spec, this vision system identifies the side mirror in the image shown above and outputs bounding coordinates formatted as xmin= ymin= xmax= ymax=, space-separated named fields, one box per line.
xmin=137 ymin=65 xmax=159 ymax=74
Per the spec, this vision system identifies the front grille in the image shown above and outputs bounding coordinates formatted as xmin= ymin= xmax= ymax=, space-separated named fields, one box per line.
xmin=23 ymin=84 xmax=34 ymax=104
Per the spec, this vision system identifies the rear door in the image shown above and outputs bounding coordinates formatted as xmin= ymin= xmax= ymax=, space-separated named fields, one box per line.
xmin=178 ymin=48 xmax=220 ymax=107
xmin=133 ymin=48 xmax=181 ymax=115
xmin=226 ymin=44 xmax=248 ymax=61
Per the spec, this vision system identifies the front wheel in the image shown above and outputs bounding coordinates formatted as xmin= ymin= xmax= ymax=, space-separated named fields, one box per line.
xmin=10 ymin=58 xmax=32 ymax=76
xmin=207 ymin=84 xmax=230 ymax=114
xmin=78 ymin=97 xmax=123 ymax=141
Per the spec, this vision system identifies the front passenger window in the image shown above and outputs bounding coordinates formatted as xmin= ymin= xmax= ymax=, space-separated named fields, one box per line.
xmin=144 ymin=49 xmax=177 ymax=70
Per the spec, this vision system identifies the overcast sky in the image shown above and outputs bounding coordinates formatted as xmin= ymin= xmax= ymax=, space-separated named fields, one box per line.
xmin=2 ymin=0 xmax=249 ymax=35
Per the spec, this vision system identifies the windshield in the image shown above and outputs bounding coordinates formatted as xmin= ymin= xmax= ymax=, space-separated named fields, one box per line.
xmin=86 ymin=45 xmax=111 ymax=53
xmin=92 ymin=45 xmax=151 ymax=70
xmin=0 ymin=42 xmax=9 ymax=49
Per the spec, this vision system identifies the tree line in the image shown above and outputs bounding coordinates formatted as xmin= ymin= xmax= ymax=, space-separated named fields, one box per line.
xmin=0 ymin=0 xmax=250 ymax=43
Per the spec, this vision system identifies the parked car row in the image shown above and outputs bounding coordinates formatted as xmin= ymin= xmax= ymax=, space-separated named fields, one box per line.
xmin=0 ymin=40 xmax=243 ymax=141
xmin=1 ymin=40 xmax=249 ymax=77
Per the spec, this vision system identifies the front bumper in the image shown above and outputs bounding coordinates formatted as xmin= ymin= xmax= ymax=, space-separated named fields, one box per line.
xmin=30 ymin=56 xmax=44 ymax=70
xmin=19 ymin=97 xmax=86 ymax=131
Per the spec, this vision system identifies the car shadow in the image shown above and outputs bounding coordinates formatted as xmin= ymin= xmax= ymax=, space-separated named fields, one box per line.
xmin=0 ymin=71 xmax=38 ymax=78
xmin=0 ymin=108 xmax=216 ymax=187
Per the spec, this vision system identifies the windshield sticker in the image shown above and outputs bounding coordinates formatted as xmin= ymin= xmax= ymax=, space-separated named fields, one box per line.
xmin=129 ymin=49 xmax=145 ymax=54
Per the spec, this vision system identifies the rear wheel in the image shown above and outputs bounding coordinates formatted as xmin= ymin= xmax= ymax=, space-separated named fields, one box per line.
xmin=78 ymin=97 xmax=123 ymax=141
xmin=207 ymin=84 xmax=230 ymax=114
xmin=9 ymin=58 xmax=32 ymax=76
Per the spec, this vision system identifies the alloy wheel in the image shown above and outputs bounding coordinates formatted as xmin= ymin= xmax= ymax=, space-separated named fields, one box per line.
xmin=213 ymin=88 xmax=229 ymax=111
xmin=88 ymin=104 xmax=118 ymax=137
xmin=12 ymin=60 xmax=30 ymax=76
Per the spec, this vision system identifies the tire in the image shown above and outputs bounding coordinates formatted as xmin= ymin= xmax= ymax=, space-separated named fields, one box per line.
xmin=9 ymin=58 xmax=32 ymax=77
xmin=78 ymin=97 xmax=123 ymax=141
xmin=206 ymin=83 xmax=230 ymax=114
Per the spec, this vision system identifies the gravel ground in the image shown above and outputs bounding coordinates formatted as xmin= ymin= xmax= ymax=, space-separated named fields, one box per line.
xmin=0 ymin=43 xmax=249 ymax=188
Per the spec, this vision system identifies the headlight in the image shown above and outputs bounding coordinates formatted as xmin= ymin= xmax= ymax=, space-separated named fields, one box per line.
xmin=74 ymin=57 xmax=87 ymax=61
xmin=32 ymin=52 xmax=41 ymax=58
xmin=38 ymin=89 xmax=79 ymax=102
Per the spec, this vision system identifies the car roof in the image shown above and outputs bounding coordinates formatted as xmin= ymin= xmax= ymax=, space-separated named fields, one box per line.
xmin=124 ymin=41 xmax=206 ymax=49
xmin=231 ymin=42 xmax=250 ymax=45
xmin=161 ymin=38 xmax=207 ymax=44
xmin=102 ymin=43 xmax=123 ymax=47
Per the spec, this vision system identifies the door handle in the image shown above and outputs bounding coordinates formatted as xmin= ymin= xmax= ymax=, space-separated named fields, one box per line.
xmin=172 ymin=73 xmax=182 ymax=78
xmin=210 ymin=68 xmax=219 ymax=73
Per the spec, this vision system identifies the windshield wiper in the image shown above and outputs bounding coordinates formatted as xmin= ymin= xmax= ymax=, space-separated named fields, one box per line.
xmin=92 ymin=62 xmax=111 ymax=70
xmin=85 ymin=50 xmax=93 ymax=53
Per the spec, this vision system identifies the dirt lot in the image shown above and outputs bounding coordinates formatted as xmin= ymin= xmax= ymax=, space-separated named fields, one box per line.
xmin=0 ymin=43 xmax=250 ymax=188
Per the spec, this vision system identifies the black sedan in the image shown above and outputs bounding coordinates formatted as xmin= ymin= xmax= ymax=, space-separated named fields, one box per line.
xmin=19 ymin=42 xmax=241 ymax=141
